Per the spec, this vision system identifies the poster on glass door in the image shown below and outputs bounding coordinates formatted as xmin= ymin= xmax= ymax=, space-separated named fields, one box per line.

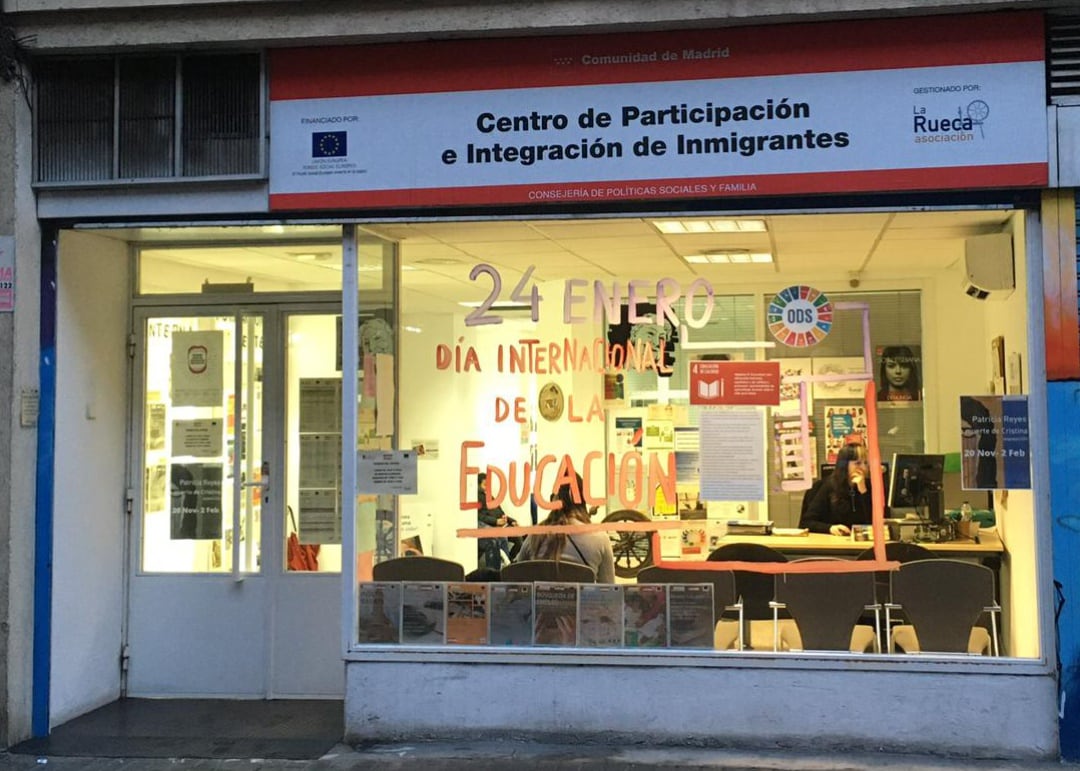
xmin=171 ymin=331 xmax=224 ymax=408
xmin=170 ymin=463 xmax=223 ymax=540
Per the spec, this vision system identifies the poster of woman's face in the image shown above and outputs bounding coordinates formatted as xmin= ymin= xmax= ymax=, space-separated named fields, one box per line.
xmin=875 ymin=345 xmax=922 ymax=402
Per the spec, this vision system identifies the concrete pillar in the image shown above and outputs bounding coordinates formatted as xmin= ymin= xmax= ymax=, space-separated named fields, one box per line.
xmin=0 ymin=35 xmax=41 ymax=747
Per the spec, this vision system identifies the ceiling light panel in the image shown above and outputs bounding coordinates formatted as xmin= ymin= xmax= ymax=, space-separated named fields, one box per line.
xmin=682 ymin=251 xmax=773 ymax=264
xmin=651 ymin=218 xmax=767 ymax=234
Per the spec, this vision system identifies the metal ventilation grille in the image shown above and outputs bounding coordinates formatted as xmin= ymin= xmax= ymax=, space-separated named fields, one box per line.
xmin=119 ymin=57 xmax=176 ymax=179
xmin=35 ymin=52 xmax=262 ymax=184
xmin=1049 ymin=16 xmax=1080 ymax=100
xmin=35 ymin=59 xmax=114 ymax=182
xmin=182 ymin=54 xmax=260 ymax=177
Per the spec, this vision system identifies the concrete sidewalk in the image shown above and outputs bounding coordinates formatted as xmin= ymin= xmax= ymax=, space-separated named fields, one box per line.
xmin=0 ymin=741 xmax=1074 ymax=770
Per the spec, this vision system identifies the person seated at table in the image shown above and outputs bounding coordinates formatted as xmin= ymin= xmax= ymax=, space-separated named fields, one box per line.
xmin=515 ymin=473 xmax=615 ymax=583
xmin=800 ymin=442 xmax=886 ymax=536
xmin=477 ymin=472 xmax=518 ymax=570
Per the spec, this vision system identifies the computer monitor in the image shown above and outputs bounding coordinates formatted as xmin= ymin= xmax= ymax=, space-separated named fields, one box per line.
xmin=888 ymin=453 xmax=945 ymax=517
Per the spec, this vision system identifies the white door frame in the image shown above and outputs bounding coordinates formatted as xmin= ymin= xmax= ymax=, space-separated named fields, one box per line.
xmin=123 ymin=297 xmax=342 ymax=698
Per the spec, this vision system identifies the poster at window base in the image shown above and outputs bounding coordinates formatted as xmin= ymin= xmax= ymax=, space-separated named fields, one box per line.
xmin=534 ymin=583 xmax=579 ymax=646
xmin=400 ymin=583 xmax=446 ymax=645
xmin=668 ymin=584 xmax=714 ymax=649
xmin=170 ymin=331 xmax=224 ymax=408
xmin=578 ymin=585 xmax=623 ymax=648
xmin=446 ymin=583 xmax=489 ymax=645
xmin=489 ymin=583 xmax=533 ymax=646
xmin=624 ymin=584 xmax=667 ymax=648
xmin=357 ymin=582 xmax=402 ymax=644
xmin=823 ymin=406 xmax=867 ymax=463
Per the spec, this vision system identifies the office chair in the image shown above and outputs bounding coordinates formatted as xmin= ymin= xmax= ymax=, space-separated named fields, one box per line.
xmin=772 ymin=561 xmax=880 ymax=653
xmin=636 ymin=566 xmax=741 ymax=649
xmin=707 ymin=543 xmax=789 ymax=650
xmin=798 ymin=476 xmax=829 ymax=525
xmin=372 ymin=555 xmax=466 ymax=582
xmin=500 ymin=559 xmax=597 ymax=583
xmin=887 ymin=559 xmax=1000 ymax=655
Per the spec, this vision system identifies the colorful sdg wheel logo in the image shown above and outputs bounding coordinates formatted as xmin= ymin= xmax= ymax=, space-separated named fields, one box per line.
xmin=767 ymin=285 xmax=832 ymax=347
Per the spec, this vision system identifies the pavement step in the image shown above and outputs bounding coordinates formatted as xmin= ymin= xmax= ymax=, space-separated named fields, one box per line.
xmin=2 ymin=742 xmax=1073 ymax=771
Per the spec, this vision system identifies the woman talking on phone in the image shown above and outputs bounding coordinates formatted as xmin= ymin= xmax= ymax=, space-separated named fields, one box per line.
xmin=800 ymin=443 xmax=884 ymax=536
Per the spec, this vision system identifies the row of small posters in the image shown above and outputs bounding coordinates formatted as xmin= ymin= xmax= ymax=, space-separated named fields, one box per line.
xmin=357 ymin=581 xmax=715 ymax=648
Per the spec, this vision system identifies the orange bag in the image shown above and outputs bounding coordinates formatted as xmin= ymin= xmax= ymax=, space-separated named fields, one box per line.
xmin=287 ymin=506 xmax=320 ymax=572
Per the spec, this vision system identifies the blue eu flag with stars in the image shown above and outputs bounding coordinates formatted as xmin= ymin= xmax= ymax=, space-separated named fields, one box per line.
xmin=312 ymin=131 xmax=347 ymax=158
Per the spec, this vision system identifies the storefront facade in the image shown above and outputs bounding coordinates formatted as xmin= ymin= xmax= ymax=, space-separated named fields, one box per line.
xmin=3 ymin=0 xmax=1080 ymax=760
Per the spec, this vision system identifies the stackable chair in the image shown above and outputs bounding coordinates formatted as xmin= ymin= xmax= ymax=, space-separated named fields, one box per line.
xmin=500 ymin=559 xmax=597 ymax=583
xmin=887 ymin=559 xmax=1001 ymax=655
xmin=856 ymin=542 xmax=935 ymax=630
xmin=372 ymin=555 xmax=466 ymax=582
xmin=772 ymin=561 xmax=880 ymax=653
xmin=707 ymin=543 xmax=789 ymax=650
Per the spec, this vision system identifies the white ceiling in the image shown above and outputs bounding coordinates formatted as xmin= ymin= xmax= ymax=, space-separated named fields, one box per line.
xmin=103 ymin=209 xmax=1016 ymax=312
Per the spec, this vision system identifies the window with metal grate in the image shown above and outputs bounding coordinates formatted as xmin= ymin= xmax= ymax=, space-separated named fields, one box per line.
xmin=35 ymin=52 xmax=262 ymax=184
xmin=1049 ymin=16 xmax=1080 ymax=101
xmin=182 ymin=54 xmax=261 ymax=178
xmin=36 ymin=58 xmax=114 ymax=182
xmin=119 ymin=57 xmax=176 ymax=179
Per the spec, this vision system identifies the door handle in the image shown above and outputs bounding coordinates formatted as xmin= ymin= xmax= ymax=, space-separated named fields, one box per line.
xmin=240 ymin=461 xmax=270 ymax=493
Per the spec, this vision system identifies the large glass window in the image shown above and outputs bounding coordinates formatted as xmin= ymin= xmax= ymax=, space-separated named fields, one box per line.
xmin=352 ymin=209 xmax=1037 ymax=660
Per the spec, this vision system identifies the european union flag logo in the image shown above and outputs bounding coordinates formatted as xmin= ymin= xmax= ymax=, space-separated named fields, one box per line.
xmin=312 ymin=131 xmax=347 ymax=158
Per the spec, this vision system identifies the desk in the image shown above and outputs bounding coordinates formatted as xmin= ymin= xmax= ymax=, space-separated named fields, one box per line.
xmin=706 ymin=530 xmax=1004 ymax=560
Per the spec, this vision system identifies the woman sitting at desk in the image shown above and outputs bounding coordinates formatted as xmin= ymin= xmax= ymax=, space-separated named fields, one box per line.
xmin=515 ymin=474 xmax=616 ymax=583
xmin=800 ymin=443 xmax=883 ymax=536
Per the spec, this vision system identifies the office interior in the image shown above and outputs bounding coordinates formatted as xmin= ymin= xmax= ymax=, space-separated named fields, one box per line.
xmin=53 ymin=206 xmax=1039 ymax=700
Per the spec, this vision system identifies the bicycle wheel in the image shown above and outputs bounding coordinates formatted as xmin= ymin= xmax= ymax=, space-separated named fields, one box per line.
xmin=603 ymin=509 xmax=653 ymax=579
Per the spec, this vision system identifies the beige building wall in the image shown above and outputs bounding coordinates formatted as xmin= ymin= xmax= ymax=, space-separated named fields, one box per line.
xmin=0 ymin=0 xmax=1074 ymax=753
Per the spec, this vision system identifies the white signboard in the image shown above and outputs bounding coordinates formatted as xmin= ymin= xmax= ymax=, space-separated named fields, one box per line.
xmin=357 ymin=451 xmax=418 ymax=495
xmin=268 ymin=14 xmax=1046 ymax=209
xmin=170 ymin=331 xmax=224 ymax=408
xmin=171 ymin=418 xmax=224 ymax=458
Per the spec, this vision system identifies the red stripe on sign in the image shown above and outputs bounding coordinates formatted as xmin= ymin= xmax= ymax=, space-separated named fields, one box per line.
xmin=269 ymin=163 xmax=1048 ymax=211
xmin=269 ymin=12 xmax=1043 ymax=101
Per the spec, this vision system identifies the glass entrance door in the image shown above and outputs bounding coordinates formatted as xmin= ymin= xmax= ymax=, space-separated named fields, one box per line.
xmin=126 ymin=307 xmax=344 ymax=697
